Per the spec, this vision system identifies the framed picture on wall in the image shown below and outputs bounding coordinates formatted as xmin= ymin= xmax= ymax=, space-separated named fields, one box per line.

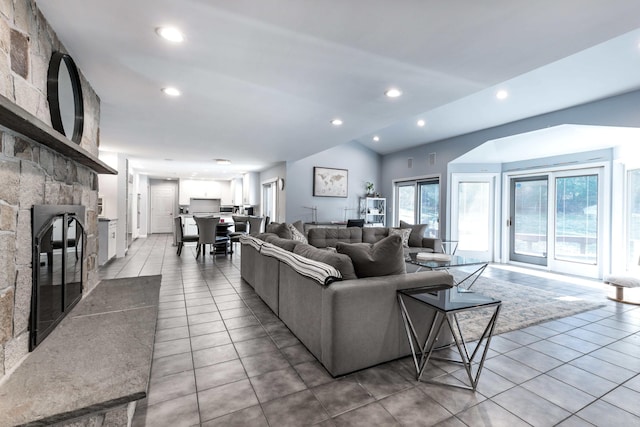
xmin=313 ymin=167 xmax=348 ymax=197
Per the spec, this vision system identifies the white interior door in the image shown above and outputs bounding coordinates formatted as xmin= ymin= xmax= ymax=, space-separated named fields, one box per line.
xmin=450 ymin=173 xmax=499 ymax=261
xmin=150 ymin=184 xmax=176 ymax=233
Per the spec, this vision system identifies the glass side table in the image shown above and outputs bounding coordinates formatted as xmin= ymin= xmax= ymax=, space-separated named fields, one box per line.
xmin=406 ymin=253 xmax=488 ymax=292
xmin=440 ymin=240 xmax=459 ymax=255
xmin=397 ymin=286 xmax=501 ymax=391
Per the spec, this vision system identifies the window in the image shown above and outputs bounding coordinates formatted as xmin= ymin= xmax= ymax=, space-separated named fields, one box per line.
xmin=629 ymin=169 xmax=640 ymax=269
xmin=395 ymin=177 xmax=440 ymax=237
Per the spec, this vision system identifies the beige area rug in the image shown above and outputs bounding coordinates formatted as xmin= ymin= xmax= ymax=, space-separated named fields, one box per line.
xmin=450 ymin=273 xmax=605 ymax=341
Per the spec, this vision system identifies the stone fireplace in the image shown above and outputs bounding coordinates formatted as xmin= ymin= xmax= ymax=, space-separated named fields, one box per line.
xmin=0 ymin=1 xmax=114 ymax=381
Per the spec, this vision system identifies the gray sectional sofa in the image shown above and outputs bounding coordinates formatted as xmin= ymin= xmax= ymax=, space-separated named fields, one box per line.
xmin=240 ymin=226 xmax=453 ymax=377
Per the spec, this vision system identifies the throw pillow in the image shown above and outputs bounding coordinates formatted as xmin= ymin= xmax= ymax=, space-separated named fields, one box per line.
xmin=268 ymin=222 xmax=293 ymax=239
xmin=292 ymin=220 xmax=305 ymax=234
xmin=400 ymin=220 xmax=429 ymax=247
xmin=336 ymin=234 xmax=406 ymax=278
xmin=287 ymin=223 xmax=308 ymax=244
xmin=389 ymin=227 xmax=411 ymax=247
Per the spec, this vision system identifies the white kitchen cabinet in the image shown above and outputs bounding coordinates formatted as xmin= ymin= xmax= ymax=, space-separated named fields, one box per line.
xmin=179 ymin=179 xmax=233 ymax=205
xmin=98 ymin=218 xmax=117 ymax=265
xmin=242 ymin=172 xmax=260 ymax=206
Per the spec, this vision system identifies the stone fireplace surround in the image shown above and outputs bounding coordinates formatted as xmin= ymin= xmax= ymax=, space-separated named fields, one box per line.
xmin=0 ymin=3 xmax=162 ymax=426
xmin=0 ymin=0 xmax=108 ymax=383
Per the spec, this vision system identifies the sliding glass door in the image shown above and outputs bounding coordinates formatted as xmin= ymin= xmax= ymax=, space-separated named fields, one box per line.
xmin=629 ymin=169 xmax=640 ymax=270
xmin=395 ymin=178 xmax=440 ymax=237
xmin=510 ymin=176 xmax=548 ymax=265
xmin=508 ymin=167 xmax=603 ymax=277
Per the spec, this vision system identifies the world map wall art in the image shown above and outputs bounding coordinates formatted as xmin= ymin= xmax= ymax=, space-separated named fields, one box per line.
xmin=313 ymin=167 xmax=348 ymax=197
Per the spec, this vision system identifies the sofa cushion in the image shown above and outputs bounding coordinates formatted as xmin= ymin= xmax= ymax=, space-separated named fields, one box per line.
xmin=308 ymin=227 xmax=363 ymax=248
xmin=361 ymin=227 xmax=389 ymax=244
xmin=336 ymin=234 xmax=406 ymax=278
xmin=293 ymin=244 xmax=357 ymax=280
xmin=263 ymin=234 xmax=303 ymax=252
xmin=389 ymin=227 xmax=411 ymax=247
xmin=399 ymin=220 xmax=429 ymax=248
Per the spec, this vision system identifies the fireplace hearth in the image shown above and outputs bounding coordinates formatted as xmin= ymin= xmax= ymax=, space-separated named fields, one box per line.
xmin=31 ymin=205 xmax=86 ymax=350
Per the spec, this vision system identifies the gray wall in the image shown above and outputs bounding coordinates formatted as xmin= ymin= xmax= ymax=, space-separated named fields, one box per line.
xmin=381 ymin=89 xmax=640 ymax=238
xmin=286 ymin=141 xmax=381 ymax=223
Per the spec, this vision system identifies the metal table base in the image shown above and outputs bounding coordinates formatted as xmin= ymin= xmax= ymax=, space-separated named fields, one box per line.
xmin=398 ymin=290 xmax=501 ymax=391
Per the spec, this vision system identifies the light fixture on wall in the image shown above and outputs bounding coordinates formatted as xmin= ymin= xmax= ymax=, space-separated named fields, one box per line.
xmin=330 ymin=118 xmax=343 ymax=126
xmin=215 ymin=159 xmax=231 ymax=165
xmin=417 ymin=119 xmax=426 ymax=127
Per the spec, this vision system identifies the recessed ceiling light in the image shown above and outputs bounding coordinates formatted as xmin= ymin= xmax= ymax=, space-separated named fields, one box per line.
xmin=496 ymin=89 xmax=509 ymax=100
xmin=417 ymin=119 xmax=426 ymax=127
xmin=215 ymin=159 xmax=231 ymax=165
xmin=162 ymin=87 xmax=181 ymax=97
xmin=156 ymin=26 xmax=184 ymax=43
xmin=330 ymin=118 xmax=343 ymax=126
xmin=385 ymin=88 xmax=402 ymax=98
xmin=373 ymin=136 xmax=380 ymax=142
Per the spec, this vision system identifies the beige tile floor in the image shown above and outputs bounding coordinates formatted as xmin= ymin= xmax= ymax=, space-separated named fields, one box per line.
xmin=99 ymin=234 xmax=640 ymax=427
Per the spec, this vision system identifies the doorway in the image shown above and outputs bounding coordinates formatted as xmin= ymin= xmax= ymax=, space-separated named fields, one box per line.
xmin=507 ymin=167 xmax=605 ymax=277
xmin=150 ymin=182 xmax=177 ymax=234
xmin=261 ymin=179 xmax=278 ymax=223
xmin=450 ymin=173 xmax=498 ymax=261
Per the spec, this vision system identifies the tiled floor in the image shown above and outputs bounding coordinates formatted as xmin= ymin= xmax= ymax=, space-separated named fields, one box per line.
xmin=100 ymin=235 xmax=640 ymax=426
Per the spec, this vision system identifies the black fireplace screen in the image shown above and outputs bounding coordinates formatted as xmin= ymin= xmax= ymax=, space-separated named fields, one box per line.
xmin=31 ymin=205 xmax=85 ymax=350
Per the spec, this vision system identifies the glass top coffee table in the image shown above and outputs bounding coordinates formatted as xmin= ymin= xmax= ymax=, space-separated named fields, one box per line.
xmin=406 ymin=253 xmax=488 ymax=292
xmin=397 ymin=286 xmax=501 ymax=390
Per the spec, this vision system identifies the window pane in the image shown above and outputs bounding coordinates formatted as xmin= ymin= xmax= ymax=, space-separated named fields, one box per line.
xmin=419 ymin=182 xmax=439 ymax=238
xmin=398 ymin=185 xmax=415 ymax=224
xmin=555 ymin=175 xmax=598 ymax=264
xmin=629 ymin=169 xmax=640 ymax=269
xmin=458 ymin=182 xmax=490 ymax=251
xmin=514 ymin=179 xmax=547 ymax=257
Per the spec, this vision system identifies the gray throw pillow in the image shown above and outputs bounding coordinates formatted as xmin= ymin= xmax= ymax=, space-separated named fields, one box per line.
xmin=336 ymin=234 xmax=406 ymax=278
xmin=399 ymin=220 xmax=429 ymax=247
xmin=269 ymin=222 xmax=293 ymax=239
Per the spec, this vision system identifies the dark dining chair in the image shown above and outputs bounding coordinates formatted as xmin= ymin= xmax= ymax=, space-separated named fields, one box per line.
xmin=248 ymin=216 xmax=265 ymax=235
xmin=346 ymin=218 xmax=365 ymax=228
xmin=193 ymin=216 xmax=229 ymax=258
xmin=228 ymin=215 xmax=249 ymax=254
xmin=175 ymin=216 xmax=198 ymax=256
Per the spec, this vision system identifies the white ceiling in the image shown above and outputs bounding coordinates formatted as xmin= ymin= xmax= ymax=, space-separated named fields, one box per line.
xmin=35 ymin=1 xmax=640 ymax=179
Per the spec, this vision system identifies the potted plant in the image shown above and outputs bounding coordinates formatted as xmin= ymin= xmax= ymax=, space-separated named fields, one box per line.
xmin=365 ymin=181 xmax=374 ymax=197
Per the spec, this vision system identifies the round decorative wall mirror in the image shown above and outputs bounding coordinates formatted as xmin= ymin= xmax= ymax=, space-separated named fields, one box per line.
xmin=47 ymin=52 xmax=84 ymax=144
